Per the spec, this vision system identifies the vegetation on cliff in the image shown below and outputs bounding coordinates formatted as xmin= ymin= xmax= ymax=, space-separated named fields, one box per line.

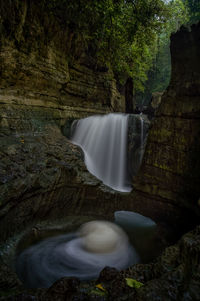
xmin=1 ymin=0 xmax=195 ymax=95
xmin=141 ymin=0 xmax=200 ymax=102
xmin=183 ymin=0 xmax=200 ymax=24
xmin=45 ymin=0 xmax=191 ymax=93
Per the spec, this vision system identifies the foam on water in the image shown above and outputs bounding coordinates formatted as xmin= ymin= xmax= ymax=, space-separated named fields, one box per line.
xmin=16 ymin=221 xmax=139 ymax=288
xmin=139 ymin=113 xmax=144 ymax=163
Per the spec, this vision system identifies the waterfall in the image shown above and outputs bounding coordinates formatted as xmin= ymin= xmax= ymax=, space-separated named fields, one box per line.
xmin=71 ymin=113 xmax=131 ymax=192
xmin=139 ymin=113 xmax=144 ymax=163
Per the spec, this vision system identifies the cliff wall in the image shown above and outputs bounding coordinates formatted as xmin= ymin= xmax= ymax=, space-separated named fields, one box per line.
xmin=0 ymin=1 xmax=124 ymax=129
xmin=0 ymin=1 xmax=124 ymax=241
xmin=132 ymin=23 xmax=200 ymax=230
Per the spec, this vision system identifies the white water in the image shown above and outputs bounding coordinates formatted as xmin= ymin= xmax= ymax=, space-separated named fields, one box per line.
xmin=16 ymin=221 xmax=139 ymax=288
xmin=71 ymin=113 xmax=131 ymax=192
xmin=139 ymin=113 xmax=144 ymax=163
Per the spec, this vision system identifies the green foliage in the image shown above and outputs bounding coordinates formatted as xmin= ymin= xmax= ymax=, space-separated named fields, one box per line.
xmin=45 ymin=0 xmax=198 ymax=95
xmin=138 ymin=0 xmax=191 ymax=103
xmin=125 ymin=278 xmax=144 ymax=288
xmin=182 ymin=0 xmax=200 ymax=24
xmin=166 ymin=0 xmax=189 ymax=32
xmin=45 ymin=0 xmax=170 ymax=91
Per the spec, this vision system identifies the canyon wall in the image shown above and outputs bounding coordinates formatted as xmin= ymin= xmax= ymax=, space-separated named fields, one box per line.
xmin=0 ymin=1 xmax=125 ymax=241
xmin=132 ymin=23 xmax=200 ymax=231
xmin=0 ymin=1 xmax=124 ymax=125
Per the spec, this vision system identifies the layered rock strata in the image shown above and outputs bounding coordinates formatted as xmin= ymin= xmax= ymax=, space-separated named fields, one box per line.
xmin=0 ymin=1 xmax=124 ymax=241
xmin=132 ymin=23 xmax=200 ymax=232
xmin=0 ymin=1 xmax=123 ymax=116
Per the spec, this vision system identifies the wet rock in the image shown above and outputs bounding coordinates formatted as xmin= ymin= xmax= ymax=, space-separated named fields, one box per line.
xmin=0 ymin=263 xmax=22 ymax=292
xmin=142 ymin=92 xmax=163 ymax=119
xmin=123 ymin=226 xmax=200 ymax=301
xmin=127 ymin=114 xmax=150 ymax=179
xmin=40 ymin=277 xmax=80 ymax=301
xmin=98 ymin=267 xmax=119 ymax=283
xmin=0 ymin=294 xmax=37 ymax=301
xmin=98 ymin=267 xmax=135 ymax=300
xmin=48 ymin=277 xmax=80 ymax=293
xmin=106 ymin=277 xmax=134 ymax=300
xmin=87 ymin=296 xmax=107 ymax=301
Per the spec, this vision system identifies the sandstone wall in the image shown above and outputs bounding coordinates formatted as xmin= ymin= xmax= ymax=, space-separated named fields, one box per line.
xmin=0 ymin=1 xmax=127 ymax=242
xmin=132 ymin=23 xmax=200 ymax=231
xmin=0 ymin=0 xmax=124 ymax=130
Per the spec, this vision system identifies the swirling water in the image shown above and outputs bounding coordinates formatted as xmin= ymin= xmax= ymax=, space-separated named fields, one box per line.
xmin=16 ymin=221 xmax=139 ymax=288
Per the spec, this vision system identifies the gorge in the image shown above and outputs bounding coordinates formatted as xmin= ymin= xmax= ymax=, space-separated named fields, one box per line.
xmin=0 ymin=1 xmax=200 ymax=300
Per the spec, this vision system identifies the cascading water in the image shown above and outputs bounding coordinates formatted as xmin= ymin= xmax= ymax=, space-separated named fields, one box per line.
xmin=139 ymin=113 xmax=144 ymax=163
xmin=71 ymin=113 xmax=131 ymax=192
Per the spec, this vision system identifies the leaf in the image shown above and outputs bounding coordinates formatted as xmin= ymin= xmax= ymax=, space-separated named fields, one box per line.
xmin=89 ymin=284 xmax=107 ymax=297
xmin=96 ymin=283 xmax=107 ymax=292
xmin=125 ymin=278 xmax=143 ymax=289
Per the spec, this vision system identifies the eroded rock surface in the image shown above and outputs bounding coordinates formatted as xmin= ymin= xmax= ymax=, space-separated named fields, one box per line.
xmin=0 ymin=1 xmax=123 ymax=116
xmin=0 ymin=0 xmax=125 ymax=242
xmin=132 ymin=23 xmax=200 ymax=231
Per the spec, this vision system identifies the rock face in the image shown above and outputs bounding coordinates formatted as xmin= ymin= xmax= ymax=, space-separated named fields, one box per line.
xmin=0 ymin=2 xmax=123 ymax=116
xmin=150 ymin=92 xmax=163 ymax=111
xmin=0 ymin=0 xmax=124 ymax=185
xmin=0 ymin=1 xmax=125 ymax=241
xmin=132 ymin=23 xmax=200 ymax=232
xmin=142 ymin=91 xmax=163 ymax=119
xmin=133 ymin=225 xmax=200 ymax=301
xmin=127 ymin=114 xmax=150 ymax=179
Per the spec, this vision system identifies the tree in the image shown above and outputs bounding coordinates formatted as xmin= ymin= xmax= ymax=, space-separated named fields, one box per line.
xmin=46 ymin=0 xmax=197 ymax=97
xmin=137 ymin=0 xmax=190 ymax=104
xmin=182 ymin=0 xmax=200 ymax=24
xmin=46 ymin=0 xmax=170 ymax=91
